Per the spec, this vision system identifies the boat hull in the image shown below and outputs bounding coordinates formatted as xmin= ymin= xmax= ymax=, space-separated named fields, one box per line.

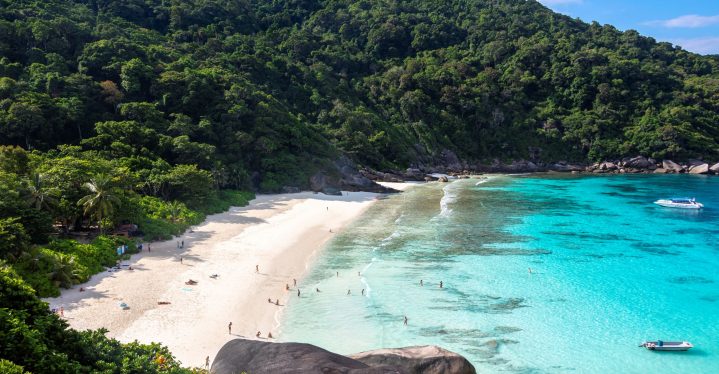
xmin=654 ymin=200 xmax=703 ymax=209
xmin=642 ymin=341 xmax=693 ymax=351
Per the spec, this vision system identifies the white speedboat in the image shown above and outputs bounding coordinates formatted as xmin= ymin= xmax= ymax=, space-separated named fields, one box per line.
xmin=654 ymin=198 xmax=703 ymax=209
xmin=640 ymin=341 xmax=693 ymax=351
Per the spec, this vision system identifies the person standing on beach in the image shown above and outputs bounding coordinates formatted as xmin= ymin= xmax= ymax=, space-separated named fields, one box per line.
xmin=180 ymin=257 xmax=182 ymax=264
xmin=148 ymin=244 xmax=151 ymax=252
xmin=293 ymin=278 xmax=297 ymax=286
xmin=256 ymin=265 xmax=259 ymax=273
xmin=297 ymin=289 xmax=301 ymax=297
xmin=285 ymin=284 xmax=290 ymax=291
xmin=361 ymin=289 xmax=365 ymax=296
xmin=404 ymin=316 xmax=408 ymax=325
xmin=228 ymin=322 xmax=232 ymax=334
xmin=181 ymin=240 xmax=184 ymax=248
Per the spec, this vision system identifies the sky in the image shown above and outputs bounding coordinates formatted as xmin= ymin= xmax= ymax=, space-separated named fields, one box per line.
xmin=538 ymin=0 xmax=719 ymax=55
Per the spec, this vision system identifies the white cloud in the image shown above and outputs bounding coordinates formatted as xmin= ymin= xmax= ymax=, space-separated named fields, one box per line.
xmin=539 ymin=0 xmax=583 ymax=5
xmin=670 ymin=37 xmax=719 ymax=55
xmin=646 ymin=14 xmax=719 ymax=28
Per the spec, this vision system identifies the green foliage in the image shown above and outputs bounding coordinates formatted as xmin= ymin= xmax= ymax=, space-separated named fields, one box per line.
xmin=0 ymin=265 xmax=192 ymax=373
xmin=11 ymin=236 xmax=136 ymax=297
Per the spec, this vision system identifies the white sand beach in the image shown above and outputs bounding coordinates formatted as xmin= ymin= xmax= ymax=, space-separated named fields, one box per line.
xmin=45 ymin=183 xmax=414 ymax=368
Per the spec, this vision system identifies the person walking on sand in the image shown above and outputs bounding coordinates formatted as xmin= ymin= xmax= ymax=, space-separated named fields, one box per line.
xmin=297 ymin=289 xmax=301 ymax=297
xmin=228 ymin=322 xmax=232 ymax=334
xmin=404 ymin=316 xmax=408 ymax=326
xmin=275 ymin=299 xmax=279 ymax=305
xmin=255 ymin=265 xmax=259 ymax=273
xmin=293 ymin=278 xmax=297 ymax=287
xmin=286 ymin=283 xmax=290 ymax=291
xmin=361 ymin=289 xmax=365 ymax=296
xmin=180 ymin=257 xmax=183 ymax=264
xmin=205 ymin=356 xmax=209 ymax=369
xmin=181 ymin=240 xmax=184 ymax=248
xmin=148 ymin=244 xmax=151 ymax=252
xmin=256 ymin=331 xmax=261 ymax=338
xmin=268 ymin=332 xmax=273 ymax=339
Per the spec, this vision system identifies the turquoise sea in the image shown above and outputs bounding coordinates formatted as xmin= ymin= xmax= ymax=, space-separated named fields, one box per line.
xmin=279 ymin=175 xmax=719 ymax=373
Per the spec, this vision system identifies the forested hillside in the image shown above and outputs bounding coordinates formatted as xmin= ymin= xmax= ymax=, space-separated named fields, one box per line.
xmin=1 ymin=0 xmax=718 ymax=177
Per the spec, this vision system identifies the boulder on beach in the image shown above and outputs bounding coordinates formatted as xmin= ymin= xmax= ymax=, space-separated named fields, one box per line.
xmin=350 ymin=346 xmax=476 ymax=374
xmin=211 ymin=339 xmax=475 ymax=374
xmin=600 ymin=162 xmax=617 ymax=171
xmin=662 ymin=160 xmax=683 ymax=173
xmin=625 ymin=156 xmax=651 ymax=169
xmin=653 ymin=168 xmax=668 ymax=174
xmin=711 ymin=163 xmax=719 ymax=174
xmin=689 ymin=163 xmax=709 ymax=174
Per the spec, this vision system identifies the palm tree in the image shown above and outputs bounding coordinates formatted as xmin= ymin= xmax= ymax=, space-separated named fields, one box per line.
xmin=47 ymin=252 xmax=82 ymax=288
xmin=26 ymin=173 xmax=57 ymax=211
xmin=167 ymin=201 xmax=183 ymax=223
xmin=78 ymin=175 xmax=120 ymax=234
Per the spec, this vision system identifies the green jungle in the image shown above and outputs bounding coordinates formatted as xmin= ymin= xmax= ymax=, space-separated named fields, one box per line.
xmin=0 ymin=0 xmax=718 ymax=372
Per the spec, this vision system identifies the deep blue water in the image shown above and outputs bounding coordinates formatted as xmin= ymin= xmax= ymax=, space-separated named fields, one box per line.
xmin=279 ymin=175 xmax=719 ymax=373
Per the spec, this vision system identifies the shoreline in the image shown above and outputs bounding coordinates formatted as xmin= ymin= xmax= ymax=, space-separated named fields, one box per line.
xmin=44 ymin=182 xmax=414 ymax=368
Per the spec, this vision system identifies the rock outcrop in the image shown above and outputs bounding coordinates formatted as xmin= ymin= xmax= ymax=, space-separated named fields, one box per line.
xmin=350 ymin=346 xmax=476 ymax=374
xmin=689 ymin=163 xmax=710 ymax=174
xmin=311 ymin=156 xmax=397 ymax=195
xmin=662 ymin=160 xmax=684 ymax=173
xmin=211 ymin=339 xmax=475 ymax=374
xmin=625 ymin=156 xmax=652 ymax=169
xmin=711 ymin=163 xmax=719 ymax=174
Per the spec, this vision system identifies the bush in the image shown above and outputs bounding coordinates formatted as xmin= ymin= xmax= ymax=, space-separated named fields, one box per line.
xmin=0 ymin=265 xmax=192 ymax=373
xmin=12 ymin=236 xmax=137 ymax=297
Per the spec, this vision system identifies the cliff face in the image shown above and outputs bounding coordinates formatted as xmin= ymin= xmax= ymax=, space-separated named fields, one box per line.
xmin=210 ymin=339 xmax=476 ymax=374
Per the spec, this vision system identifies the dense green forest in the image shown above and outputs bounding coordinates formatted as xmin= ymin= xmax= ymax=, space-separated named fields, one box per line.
xmin=1 ymin=0 xmax=719 ymax=371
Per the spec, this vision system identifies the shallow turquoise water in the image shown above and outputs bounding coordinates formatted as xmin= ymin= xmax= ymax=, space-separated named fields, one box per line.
xmin=279 ymin=175 xmax=719 ymax=373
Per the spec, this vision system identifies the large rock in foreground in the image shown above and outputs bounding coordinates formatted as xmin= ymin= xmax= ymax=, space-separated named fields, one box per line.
xmin=211 ymin=339 xmax=475 ymax=374
xmin=350 ymin=346 xmax=476 ymax=374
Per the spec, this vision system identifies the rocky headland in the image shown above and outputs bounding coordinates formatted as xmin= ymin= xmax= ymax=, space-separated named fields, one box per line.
xmin=355 ymin=150 xmax=719 ymax=183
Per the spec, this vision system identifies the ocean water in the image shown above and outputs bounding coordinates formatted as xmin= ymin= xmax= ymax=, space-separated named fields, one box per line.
xmin=279 ymin=175 xmax=719 ymax=373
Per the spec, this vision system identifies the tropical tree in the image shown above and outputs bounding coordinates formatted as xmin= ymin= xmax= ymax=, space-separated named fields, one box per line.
xmin=25 ymin=173 xmax=57 ymax=211
xmin=77 ymin=175 xmax=120 ymax=234
xmin=46 ymin=252 xmax=82 ymax=288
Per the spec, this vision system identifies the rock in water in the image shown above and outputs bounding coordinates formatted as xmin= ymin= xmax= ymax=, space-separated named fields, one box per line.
xmin=211 ymin=340 xmax=475 ymax=374
xmin=662 ymin=160 xmax=683 ymax=173
xmin=350 ymin=346 xmax=477 ymax=374
xmin=689 ymin=163 xmax=709 ymax=174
